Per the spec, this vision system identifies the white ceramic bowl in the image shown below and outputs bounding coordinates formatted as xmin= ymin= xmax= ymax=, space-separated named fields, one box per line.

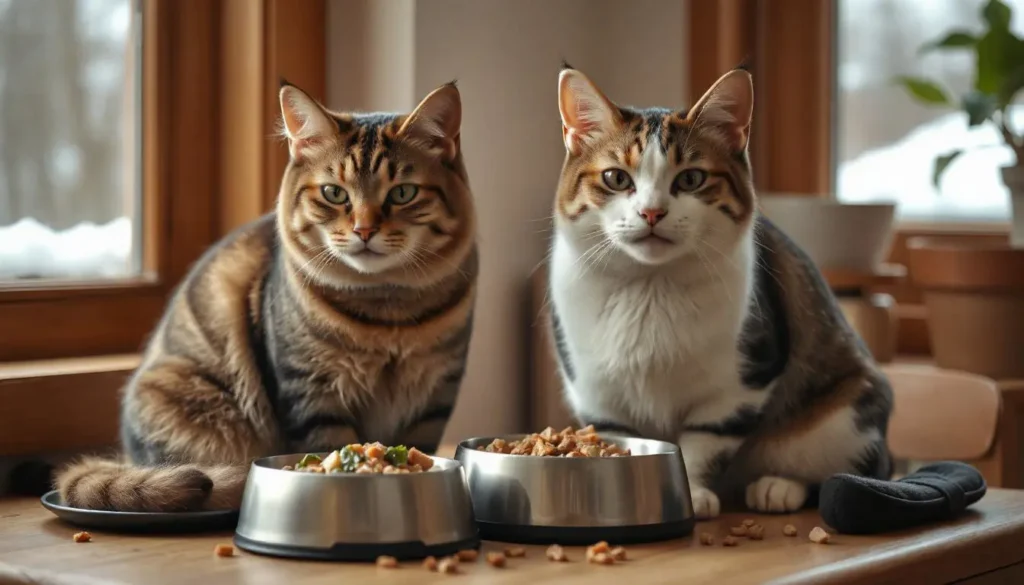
xmin=757 ymin=196 xmax=896 ymax=272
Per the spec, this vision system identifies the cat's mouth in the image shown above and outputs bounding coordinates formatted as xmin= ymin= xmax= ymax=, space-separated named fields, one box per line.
xmin=632 ymin=233 xmax=675 ymax=245
xmin=350 ymin=248 xmax=384 ymax=257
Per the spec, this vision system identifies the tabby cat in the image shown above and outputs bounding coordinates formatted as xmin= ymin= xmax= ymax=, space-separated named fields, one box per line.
xmin=56 ymin=81 xmax=478 ymax=512
xmin=548 ymin=65 xmax=892 ymax=518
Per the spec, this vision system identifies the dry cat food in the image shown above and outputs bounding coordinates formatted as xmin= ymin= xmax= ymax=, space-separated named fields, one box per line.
xmin=480 ymin=425 xmax=631 ymax=457
xmin=423 ymin=556 xmax=438 ymax=571
xmin=437 ymin=557 xmax=459 ymax=574
xmin=783 ymin=524 xmax=799 ymax=537
xmin=486 ymin=552 xmax=507 ymax=567
xmin=456 ymin=549 xmax=478 ymax=562
xmin=546 ymin=544 xmax=568 ymax=562
xmin=213 ymin=544 xmax=234 ymax=557
xmin=72 ymin=531 xmax=92 ymax=543
xmin=722 ymin=536 xmax=739 ymax=547
xmin=699 ymin=532 xmax=715 ymax=546
xmin=730 ymin=525 xmax=748 ymax=537
xmin=609 ymin=546 xmax=627 ymax=561
xmin=748 ymin=524 xmax=765 ymax=540
xmin=289 ymin=443 xmax=434 ymax=474
xmin=586 ymin=541 xmax=619 ymax=564
xmin=809 ymin=526 xmax=831 ymax=544
xmin=376 ymin=555 xmax=399 ymax=568
xmin=504 ymin=546 xmax=527 ymax=558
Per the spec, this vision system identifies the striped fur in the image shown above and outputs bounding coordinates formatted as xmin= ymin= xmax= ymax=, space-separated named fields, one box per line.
xmin=548 ymin=66 xmax=892 ymax=518
xmin=55 ymin=82 xmax=477 ymax=512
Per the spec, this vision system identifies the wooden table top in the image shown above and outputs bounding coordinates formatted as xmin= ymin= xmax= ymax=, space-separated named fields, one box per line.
xmin=3 ymin=489 xmax=1024 ymax=585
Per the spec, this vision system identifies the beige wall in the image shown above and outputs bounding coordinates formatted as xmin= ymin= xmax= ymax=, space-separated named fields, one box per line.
xmin=327 ymin=0 xmax=687 ymax=441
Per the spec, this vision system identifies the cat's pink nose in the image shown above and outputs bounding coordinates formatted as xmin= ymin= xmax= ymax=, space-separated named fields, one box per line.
xmin=353 ymin=225 xmax=379 ymax=241
xmin=639 ymin=208 xmax=667 ymax=226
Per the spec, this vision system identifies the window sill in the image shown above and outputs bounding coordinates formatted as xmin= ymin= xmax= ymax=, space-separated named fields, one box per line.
xmin=0 ymin=354 xmax=139 ymax=457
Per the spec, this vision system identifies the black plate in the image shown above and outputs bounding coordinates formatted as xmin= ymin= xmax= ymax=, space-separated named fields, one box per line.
xmin=40 ymin=490 xmax=238 ymax=533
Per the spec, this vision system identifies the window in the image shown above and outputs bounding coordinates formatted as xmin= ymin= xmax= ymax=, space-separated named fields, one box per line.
xmin=0 ymin=0 xmax=140 ymax=281
xmin=835 ymin=0 xmax=1024 ymax=222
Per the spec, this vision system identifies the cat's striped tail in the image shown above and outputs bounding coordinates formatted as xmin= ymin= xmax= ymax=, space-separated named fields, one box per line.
xmin=56 ymin=457 xmax=248 ymax=512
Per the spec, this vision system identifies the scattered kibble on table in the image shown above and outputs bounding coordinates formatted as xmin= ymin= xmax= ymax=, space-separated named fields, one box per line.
xmin=610 ymin=546 xmax=627 ymax=561
xmin=748 ymin=524 xmax=765 ymax=540
xmin=809 ymin=526 xmax=831 ymax=544
xmin=72 ymin=531 xmax=92 ymax=543
xmin=376 ymin=555 xmax=398 ymax=568
xmin=783 ymin=524 xmax=799 ymax=536
xmin=730 ymin=525 xmax=748 ymax=537
xmin=213 ymin=544 xmax=234 ymax=557
xmin=423 ymin=556 xmax=438 ymax=571
xmin=486 ymin=552 xmax=507 ymax=567
xmin=546 ymin=544 xmax=568 ymax=562
xmin=699 ymin=532 xmax=715 ymax=546
xmin=437 ymin=557 xmax=459 ymax=574
xmin=504 ymin=546 xmax=526 ymax=558
xmin=722 ymin=535 xmax=739 ymax=547
xmin=456 ymin=549 xmax=478 ymax=562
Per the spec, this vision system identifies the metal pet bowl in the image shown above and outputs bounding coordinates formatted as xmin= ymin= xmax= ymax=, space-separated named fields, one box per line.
xmin=455 ymin=436 xmax=694 ymax=544
xmin=234 ymin=453 xmax=479 ymax=561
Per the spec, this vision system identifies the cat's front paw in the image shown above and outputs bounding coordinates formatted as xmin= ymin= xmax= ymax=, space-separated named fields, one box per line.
xmin=690 ymin=486 xmax=721 ymax=519
xmin=745 ymin=476 xmax=807 ymax=513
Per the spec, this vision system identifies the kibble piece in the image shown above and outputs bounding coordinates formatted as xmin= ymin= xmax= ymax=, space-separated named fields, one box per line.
xmin=730 ymin=525 xmax=748 ymax=537
xmin=376 ymin=555 xmax=399 ymax=568
xmin=741 ymin=518 xmax=755 ymax=527
xmin=748 ymin=524 xmax=765 ymax=540
xmin=504 ymin=546 xmax=526 ymax=558
xmin=423 ymin=556 xmax=438 ymax=571
xmin=783 ymin=523 xmax=799 ymax=537
xmin=486 ymin=552 xmax=507 ymax=567
xmin=72 ymin=531 xmax=92 ymax=543
xmin=698 ymin=532 xmax=715 ymax=546
xmin=809 ymin=526 xmax=831 ymax=544
xmin=546 ymin=544 xmax=568 ymax=562
xmin=589 ymin=541 xmax=610 ymax=554
xmin=609 ymin=547 xmax=627 ymax=561
xmin=456 ymin=549 xmax=479 ymax=562
xmin=213 ymin=544 xmax=234 ymax=557
xmin=590 ymin=552 xmax=614 ymax=565
xmin=438 ymin=557 xmax=459 ymax=574
xmin=722 ymin=536 xmax=739 ymax=547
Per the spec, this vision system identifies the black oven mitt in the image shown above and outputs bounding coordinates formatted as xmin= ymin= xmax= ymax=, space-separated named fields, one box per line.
xmin=818 ymin=461 xmax=986 ymax=535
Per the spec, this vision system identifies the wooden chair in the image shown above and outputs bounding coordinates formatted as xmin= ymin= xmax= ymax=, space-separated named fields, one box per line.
xmin=883 ymin=363 xmax=1024 ymax=488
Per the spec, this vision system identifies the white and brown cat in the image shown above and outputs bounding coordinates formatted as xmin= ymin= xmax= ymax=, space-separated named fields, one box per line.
xmin=547 ymin=64 xmax=892 ymax=518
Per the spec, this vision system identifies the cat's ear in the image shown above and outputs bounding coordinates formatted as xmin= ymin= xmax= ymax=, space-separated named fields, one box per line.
xmin=685 ymin=69 xmax=754 ymax=152
xmin=558 ymin=68 xmax=621 ymax=155
xmin=279 ymin=82 xmax=338 ymax=160
xmin=398 ymin=82 xmax=462 ymax=161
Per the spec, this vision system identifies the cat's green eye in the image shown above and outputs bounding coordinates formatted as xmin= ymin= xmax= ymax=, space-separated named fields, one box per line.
xmin=672 ymin=169 xmax=708 ymax=193
xmin=387 ymin=184 xmax=419 ymax=204
xmin=320 ymin=184 xmax=349 ymax=204
xmin=601 ymin=169 xmax=633 ymax=192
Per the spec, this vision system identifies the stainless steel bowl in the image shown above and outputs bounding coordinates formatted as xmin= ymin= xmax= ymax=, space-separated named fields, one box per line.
xmin=455 ymin=435 xmax=694 ymax=544
xmin=234 ymin=453 xmax=478 ymax=561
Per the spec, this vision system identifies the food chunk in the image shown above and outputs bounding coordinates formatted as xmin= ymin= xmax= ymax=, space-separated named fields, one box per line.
xmin=482 ymin=427 xmax=631 ymax=458
xmin=287 ymin=443 xmax=432 ymax=474
xmin=698 ymin=532 xmax=714 ymax=546
xmin=783 ymin=523 xmax=799 ymax=537
xmin=72 ymin=532 xmax=91 ymax=543
xmin=504 ymin=546 xmax=526 ymax=558
xmin=486 ymin=552 xmax=507 ymax=567
xmin=376 ymin=555 xmax=398 ymax=568
xmin=809 ymin=526 xmax=831 ymax=544
xmin=546 ymin=544 xmax=568 ymax=562
xmin=213 ymin=544 xmax=234 ymax=557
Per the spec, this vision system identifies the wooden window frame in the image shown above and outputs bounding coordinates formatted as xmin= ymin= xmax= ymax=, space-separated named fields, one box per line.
xmin=687 ymin=0 xmax=1012 ymax=356
xmin=0 ymin=0 xmax=325 ymax=457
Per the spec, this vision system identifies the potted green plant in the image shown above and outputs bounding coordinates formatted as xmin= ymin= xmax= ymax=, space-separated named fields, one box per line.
xmin=897 ymin=0 xmax=1024 ymax=246
xmin=896 ymin=0 xmax=1024 ymax=380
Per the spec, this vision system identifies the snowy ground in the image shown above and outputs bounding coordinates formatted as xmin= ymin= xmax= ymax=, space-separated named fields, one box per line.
xmin=0 ymin=216 xmax=133 ymax=279
xmin=837 ymin=108 xmax=1023 ymax=222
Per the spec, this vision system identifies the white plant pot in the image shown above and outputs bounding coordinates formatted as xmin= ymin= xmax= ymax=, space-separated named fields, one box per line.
xmin=1004 ymin=165 xmax=1024 ymax=248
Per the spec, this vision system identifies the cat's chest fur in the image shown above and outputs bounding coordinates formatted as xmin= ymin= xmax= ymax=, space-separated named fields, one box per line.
xmin=550 ymin=236 xmax=765 ymax=435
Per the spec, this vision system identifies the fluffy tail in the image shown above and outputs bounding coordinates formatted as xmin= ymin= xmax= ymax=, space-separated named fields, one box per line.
xmin=55 ymin=457 xmax=248 ymax=512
